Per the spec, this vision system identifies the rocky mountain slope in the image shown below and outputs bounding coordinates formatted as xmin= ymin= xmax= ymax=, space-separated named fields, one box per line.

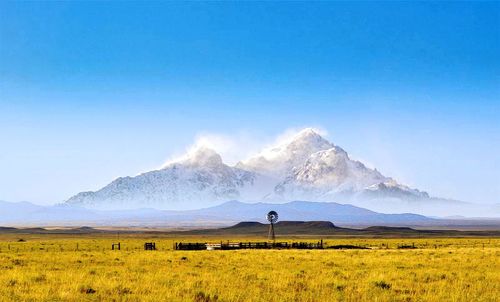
xmin=67 ymin=147 xmax=259 ymax=210
xmin=65 ymin=128 xmax=441 ymax=212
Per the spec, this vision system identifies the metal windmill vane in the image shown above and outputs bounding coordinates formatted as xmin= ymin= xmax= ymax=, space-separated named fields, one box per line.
xmin=267 ymin=210 xmax=278 ymax=241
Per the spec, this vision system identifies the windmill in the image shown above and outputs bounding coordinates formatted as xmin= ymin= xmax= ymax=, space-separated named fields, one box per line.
xmin=267 ymin=210 xmax=278 ymax=242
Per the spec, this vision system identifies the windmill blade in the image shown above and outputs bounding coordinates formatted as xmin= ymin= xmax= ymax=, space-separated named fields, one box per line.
xmin=267 ymin=211 xmax=278 ymax=223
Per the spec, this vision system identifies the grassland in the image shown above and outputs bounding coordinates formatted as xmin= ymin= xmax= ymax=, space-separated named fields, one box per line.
xmin=0 ymin=234 xmax=499 ymax=302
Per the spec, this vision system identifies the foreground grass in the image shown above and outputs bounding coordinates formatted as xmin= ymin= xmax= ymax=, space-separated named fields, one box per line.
xmin=0 ymin=236 xmax=499 ymax=301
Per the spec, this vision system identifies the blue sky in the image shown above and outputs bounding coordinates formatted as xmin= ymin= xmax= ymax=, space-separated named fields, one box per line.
xmin=0 ymin=2 xmax=499 ymax=205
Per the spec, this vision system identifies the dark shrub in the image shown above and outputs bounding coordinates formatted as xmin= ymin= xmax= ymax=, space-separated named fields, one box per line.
xmin=374 ymin=281 xmax=391 ymax=289
xmin=194 ymin=291 xmax=219 ymax=302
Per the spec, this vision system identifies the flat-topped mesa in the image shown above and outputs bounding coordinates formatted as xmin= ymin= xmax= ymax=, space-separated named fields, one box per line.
xmin=227 ymin=220 xmax=336 ymax=230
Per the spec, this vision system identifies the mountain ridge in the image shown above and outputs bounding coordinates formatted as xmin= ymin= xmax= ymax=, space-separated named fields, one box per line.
xmin=65 ymin=128 xmax=439 ymax=213
xmin=1 ymin=200 xmax=499 ymax=227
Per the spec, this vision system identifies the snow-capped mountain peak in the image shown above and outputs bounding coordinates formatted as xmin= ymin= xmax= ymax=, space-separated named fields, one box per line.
xmin=274 ymin=146 xmax=388 ymax=197
xmin=290 ymin=128 xmax=331 ymax=146
xmin=237 ymin=128 xmax=334 ymax=178
xmin=66 ymin=146 xmax=256 ymax=210
xmin=65 ymin=127 xmax=431 ymax=211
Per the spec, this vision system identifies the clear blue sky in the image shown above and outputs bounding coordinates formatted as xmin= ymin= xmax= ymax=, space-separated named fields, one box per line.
xmin=0 ymin=2 xmax=499 ymax=205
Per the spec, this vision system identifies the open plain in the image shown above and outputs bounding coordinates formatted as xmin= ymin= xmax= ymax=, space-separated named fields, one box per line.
xmin=0 ymin=227 xmax=499 ymax=302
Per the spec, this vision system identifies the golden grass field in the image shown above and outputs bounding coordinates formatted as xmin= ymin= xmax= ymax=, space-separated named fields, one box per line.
xmin=0 ymin=234 xmax=499 ymax=302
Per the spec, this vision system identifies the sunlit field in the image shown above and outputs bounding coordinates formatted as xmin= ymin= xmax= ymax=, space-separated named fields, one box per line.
xmin=0 ymin=235 xmax=499 ymax=302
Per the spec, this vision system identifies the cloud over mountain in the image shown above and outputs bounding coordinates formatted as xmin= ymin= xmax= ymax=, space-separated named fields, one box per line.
xmin=65 ymin=128 xmax=439 ymax=213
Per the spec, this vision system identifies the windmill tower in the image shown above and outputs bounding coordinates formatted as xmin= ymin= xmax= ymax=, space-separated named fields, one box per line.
xmin=267 ymin=210 xmax=278 ymax=242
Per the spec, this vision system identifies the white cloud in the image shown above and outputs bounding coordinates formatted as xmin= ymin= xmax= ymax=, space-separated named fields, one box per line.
xmin=247 ymin=126 xmax=329 ymax=160
xmin=160 ymin=126 xmax=329 ymax=168
xmin=161 ymin=131 xmax=262 ymax=167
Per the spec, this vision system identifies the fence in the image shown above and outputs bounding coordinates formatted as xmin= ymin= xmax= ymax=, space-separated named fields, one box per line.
xmin=175 ymin=240 xmax=324 ymax=250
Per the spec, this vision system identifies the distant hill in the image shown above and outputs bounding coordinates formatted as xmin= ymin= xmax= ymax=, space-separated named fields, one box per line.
xmin=1 ymin=200 xmax=499 ymax=229
xmin=0 ymin=199 xmax=437 ymax=227
xmin=186 ymin=200 xmax=435 ymax=225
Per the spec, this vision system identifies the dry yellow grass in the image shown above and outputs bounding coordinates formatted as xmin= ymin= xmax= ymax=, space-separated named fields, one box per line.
xmin=0 ymin=235 xmax=499 ymax=301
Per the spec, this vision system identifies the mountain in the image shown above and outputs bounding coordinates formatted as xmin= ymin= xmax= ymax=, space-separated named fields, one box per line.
xmin=0 ymin=200 xmax=433 ymax=227
xmin=63 ymin=128 xmax=488 ymax=216
xmin=66 ymin=147 xmax=264 ymax=210
xmin=273 ymin=146 xmax=428 ymax=201
xmin=236 ymin=128 xmax=334 ymax=179
xmin=2 ymin=200 xmax=500 ymax=228
xmin=186 ymin=200 xmax=435 ymax=225
xmin=0 ymin=200 xmax=103 ymax=223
